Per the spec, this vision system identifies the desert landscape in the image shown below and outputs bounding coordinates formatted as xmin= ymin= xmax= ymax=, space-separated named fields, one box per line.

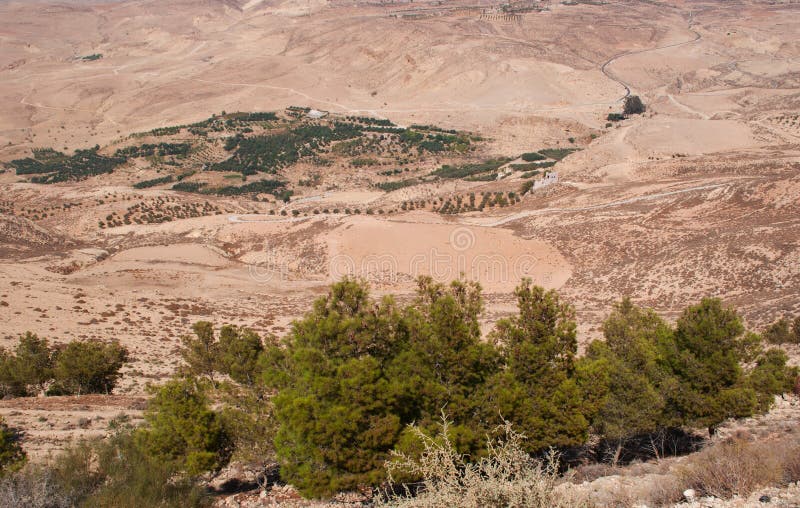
xmin=1 ymin=0 xmax=799 ymax=506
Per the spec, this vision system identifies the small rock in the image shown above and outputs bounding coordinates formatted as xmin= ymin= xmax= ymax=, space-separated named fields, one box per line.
xmin=759 ymin=494 xmax=771 ymax=503
xmin=683 ymin=488 xmax=696 ymax=502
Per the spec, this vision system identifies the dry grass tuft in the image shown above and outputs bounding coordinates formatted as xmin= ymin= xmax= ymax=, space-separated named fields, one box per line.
xmin=571 ymin=463 xmax=621 ymax=483
xmin=640 ymin=475 xmax=684 ymax=507
xmin=380 ymin=416 xmax=589 ymax=508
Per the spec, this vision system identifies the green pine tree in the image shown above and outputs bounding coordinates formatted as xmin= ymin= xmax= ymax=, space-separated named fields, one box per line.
xmin=484 ymin=280 xmax=588 ymax=451
xmin=137 ymin=378 xmax=230 ymax=475
xmin=180 ymin=321 xmax=219 ymax=381
xmin=217 ymin=325 xmax=264 ymax=386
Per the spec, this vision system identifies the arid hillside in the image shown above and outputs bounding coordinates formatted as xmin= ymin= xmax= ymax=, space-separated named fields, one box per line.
xmin=0 ymin=0 xmax=799 ymax=470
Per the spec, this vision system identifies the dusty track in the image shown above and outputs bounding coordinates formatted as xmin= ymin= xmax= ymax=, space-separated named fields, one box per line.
xmin=600 ymin=16 xmax=702 ymax=100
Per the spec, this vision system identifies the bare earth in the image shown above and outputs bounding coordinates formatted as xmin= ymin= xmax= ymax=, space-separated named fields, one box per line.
xmin=1 ymin=0 xmax=799 ymax=467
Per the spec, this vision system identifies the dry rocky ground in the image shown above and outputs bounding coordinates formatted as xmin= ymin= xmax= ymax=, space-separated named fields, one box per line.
xmin=0 ymin=0 xmax=799 ymax=505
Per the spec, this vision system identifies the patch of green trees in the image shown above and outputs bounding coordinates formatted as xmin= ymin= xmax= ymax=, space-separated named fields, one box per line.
xmin=114 ymin=143 xmax=192 ymax=159
xmin=537 ymin=148 xmax=579 ymax=160
xmin=170 ymin=179 xmax=290 ymax=199
xmin=0 ymin=333 xmax=129 ymax=397
xmin=579 ymin=298 xmax=796 ymax=439
xmin=171 ymin=181 xmax=207 ymax=193
xmin=2 ymin=279 xmax=796 ymax=502
xmin=376 ymin=178 xmax=420 ymax=192
xmin=520 ymin=152 xmax=546 ymax=162
xmin=624 ymin=95 xmax=646 ymax=115
xmin=214 ymin=123 xmax=364 ymax=175
xmin=408 ymin=124 xmax=458 ymax=134
xmin=431 ymin=158 xmax=511 ymax=179
xmin=212 ymin=179 xmax=287 ymax=197
xmin=345 ymin=116 xmax=396 ymax=127
xmin=229 ymin=112 xmax=278 ymax=122
xmin=11 ymin=147 xmax=125 ymax=183
xmin=606 ymin=95 xmax=646 ymax=123
xmin=253 ymin=278 xmax=795 ymax=497
xmin=762 ymin=315 xmax=800 ymax=345
xmin=136 ymin=378 xmax=231 ymax=475
xmin=133 ymin=175 xmax=174 ymax=189
xmin=397 ymin=129 xmax=470 ymax=153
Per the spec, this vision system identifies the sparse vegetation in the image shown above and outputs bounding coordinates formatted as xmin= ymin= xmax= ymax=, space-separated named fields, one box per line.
xmin=0 ymin=428 xmax=208 ymax=507
xmin=100 ymin=196 xmax=224 ymax=227
xmin=1 ymin=1 xmax=799 ymax=504
xmin=680 ymin=432 xmax=800 ymax=499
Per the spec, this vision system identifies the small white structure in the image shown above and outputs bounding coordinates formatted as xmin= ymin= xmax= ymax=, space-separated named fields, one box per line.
xmin=524 ymin=171 xmax=559 ymax=195
xmin=307 ymin=109 xmax=328 ymax=119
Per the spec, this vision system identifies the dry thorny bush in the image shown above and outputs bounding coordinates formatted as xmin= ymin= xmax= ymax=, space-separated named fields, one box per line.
xmin=379 ymin=415 xmax=589 ymax=508
xmin=679 ymin=430 xmax=800 ymax=499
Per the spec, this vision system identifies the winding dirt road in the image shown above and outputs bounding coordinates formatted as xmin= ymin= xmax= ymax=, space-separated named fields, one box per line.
xmin=600 ymin=18 xmax=702 ymax=101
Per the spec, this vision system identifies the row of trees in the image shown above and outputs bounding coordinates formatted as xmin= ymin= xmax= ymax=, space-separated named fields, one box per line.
xmin=173 ymin=278 xmax=797 ymax=497
xmin=2 ymin=279 xmax=796 ymax=501
xmin=0 ymin=334 xmax=128 ymax=397
xmin=114 ymin=142 xmax=192 ymax=159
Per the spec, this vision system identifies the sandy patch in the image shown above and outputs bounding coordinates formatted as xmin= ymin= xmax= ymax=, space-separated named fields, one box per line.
xmin=324 ymin=216 xmax=571 ymax=292
xmin=109 ymin=244 xmax=230 ymax=267
xmin=626 ymin=118 xmax=757 ymax=156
